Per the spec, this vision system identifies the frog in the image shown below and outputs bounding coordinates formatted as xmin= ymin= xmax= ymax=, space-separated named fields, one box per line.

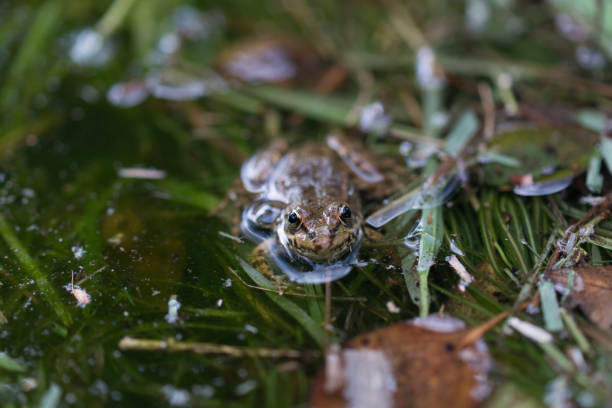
xmin=239 ymin=133 xmax=408 ymax=284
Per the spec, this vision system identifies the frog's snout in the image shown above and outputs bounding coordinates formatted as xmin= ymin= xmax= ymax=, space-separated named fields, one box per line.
xmin=312 ymin=232 xmax=331 ymax=250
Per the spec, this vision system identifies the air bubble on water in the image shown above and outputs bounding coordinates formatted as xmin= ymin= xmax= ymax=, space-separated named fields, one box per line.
xmin=222 ymin=278 xmax=232 ymax=288
xmin=162 ymin=385 xmax=190 ymax=406
xmin=22 ymin=188 xmax=35 ymax=198
xmin=146 ymin=70 xmax=227 ymax=101
xmin=224 ymin=45 xmax=296 ymax=83
xmin=65 ymin=392 xmax=77 ymax=404
xmin=110 ymin=390 xmax=123 ymax=401
xmin=71 ymin=246 xmax=86 ymax=260
xmin=80 ymin=85 xmax=100 ymax=103
xmin=172 ymin=7 xmax=225 ymax=39
xmin=192 ymin=385 xmax=215 ymax=398
xmin=555 ymin=13 xmax=590 ymax=43
xmin=399 ymin=141 xmax=412 ymax=156
xmin=216 ymin=298 xmax=223 ymax=307
xmin=359 ymin=102 xmax=391 ymax=134
xmin=107 ymin=80 xmax=148 ymax=108
xmin=158 ymin=33 xmax=181 ymax=55
xmin=579 ymin=195 xmax=605 ymax=206
xmin=576 ymin=45 xmax=606 ymax=70
xmin=244 ymin=324 xmax=258 ymax=334
xmin=465 ymin=0 xmax=490 ymax=33
xmin=234 ymin=380 xmax=257 ymax=396
xmin=544 ymin=377 xmax=570 ymax=408
xmin=69 ymin=28 xmax=114 ymax=67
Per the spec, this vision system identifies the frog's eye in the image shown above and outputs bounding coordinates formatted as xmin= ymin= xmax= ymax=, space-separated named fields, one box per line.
xmin=288 ymin=211 xmax=300 ymax=224
xmin=340 ymin=205 xmax=351 ymax=219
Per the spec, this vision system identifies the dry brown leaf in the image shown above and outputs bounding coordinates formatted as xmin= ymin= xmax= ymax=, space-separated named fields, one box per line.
xmin=310 ymin=316 xmax=491 ymax=408
xmin=546 ymin=265 xmax=612 ymax=330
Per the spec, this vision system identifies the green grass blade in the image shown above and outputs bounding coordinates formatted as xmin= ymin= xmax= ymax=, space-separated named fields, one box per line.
xmin=539 ymin=280 xmax=563 ymax=332
xmin=155 ymin=179 xmax=220 ymax=211
xmin=247 ymin=86 xmax=353 ymax=126
xmin=0 ymin=214 xmax=72 ymax=326
xmin=574 ymin=109 xmax=606 ymax=132
xmin=238 ymin=258 xmax=324 ymax=347
xmin=443 ymin=110 xmax=479 ymax=156
xmin=0 ymin=352 xmax=26 ymax=373
xmin=586 ymin=149 xmax=603 ymax=193
xmin=601 ymin=136 xmax=612 ymax=176
xmin=416 ymin=205 xmax=443 ymax=316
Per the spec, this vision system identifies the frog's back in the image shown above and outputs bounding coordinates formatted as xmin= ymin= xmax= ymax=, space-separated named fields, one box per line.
xmin=269 ymin=143 xmax=354 ymax=205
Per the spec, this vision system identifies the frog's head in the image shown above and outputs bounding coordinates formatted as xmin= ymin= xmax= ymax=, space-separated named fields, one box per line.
xmin=278 ymin=198 xmax=362 ymax=263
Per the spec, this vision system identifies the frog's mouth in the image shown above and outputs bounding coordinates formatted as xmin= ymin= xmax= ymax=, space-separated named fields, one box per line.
xmin=282 ymin=228 xmax=362 ymax=264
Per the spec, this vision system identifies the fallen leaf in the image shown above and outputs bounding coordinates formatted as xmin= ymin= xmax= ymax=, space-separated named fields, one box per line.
xmin=310 ymin=316 xmax=492 ymax=408
xmin=546 ymin=265 xmax=612 ymax=330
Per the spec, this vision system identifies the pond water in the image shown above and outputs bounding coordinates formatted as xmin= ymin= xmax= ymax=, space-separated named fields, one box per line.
xmin=2 ymin=1 xmax=611 ymax=407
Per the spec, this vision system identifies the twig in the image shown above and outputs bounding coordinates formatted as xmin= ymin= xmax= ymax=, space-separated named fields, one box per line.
xmin=527 ymin=193 xmax=612 ymax=309
xmin=544 ymin=192 xmax=612 ymax=275
xmin=324 ymin=279 xmax=332 ymax=354
xmin=119 ymin=336 xmax=317 ymax=359
xmin=388 ymin=127 xmax=444 ymax=147
xmin=458 ymin=300 xmax=530 ymax=348
xmin=382 ymin=0 xmax=426 ymax=50
xmin=228 ymin=268 xmax=367 ymax=302
xmin=478 ymin=82 xmax=495 ymax=141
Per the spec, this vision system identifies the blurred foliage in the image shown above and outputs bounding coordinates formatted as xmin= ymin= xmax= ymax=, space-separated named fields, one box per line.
xmin=1 ymin=0 xmax=612 ymax=407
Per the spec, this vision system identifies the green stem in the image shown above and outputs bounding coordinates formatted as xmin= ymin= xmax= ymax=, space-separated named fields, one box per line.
xmin=96 ymin=0 xmax=140 ymax=37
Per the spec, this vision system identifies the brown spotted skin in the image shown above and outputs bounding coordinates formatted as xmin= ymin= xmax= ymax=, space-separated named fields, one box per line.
xmin=241 ymin=137 xmax=405 ymax=267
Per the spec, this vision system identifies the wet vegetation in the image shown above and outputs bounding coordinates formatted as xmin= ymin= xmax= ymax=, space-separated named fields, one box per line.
xmin=1 ymin=0 xmax=612 ymax=407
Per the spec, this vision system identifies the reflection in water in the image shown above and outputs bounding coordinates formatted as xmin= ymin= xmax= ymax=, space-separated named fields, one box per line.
xmin=266 ymin=236 xmax=360 ymax=284
xmin=512 ymin=177 xmax=572 ymax=196
xmin=366 ymin=175 xmax=459 ymax=228
xmin=101 ymin=200 xmax=186 ymax=308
